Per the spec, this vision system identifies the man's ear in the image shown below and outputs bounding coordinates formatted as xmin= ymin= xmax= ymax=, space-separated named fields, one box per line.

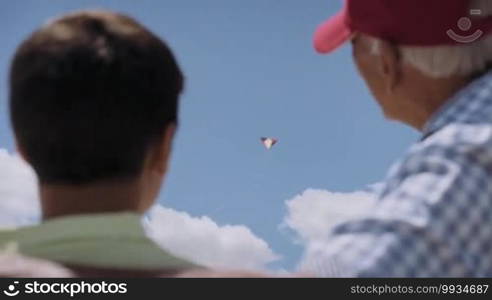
xmin=376 ymin=39 xmax=402 ymax=93
xmin=151 ymin=124 xmax=176 ymax=175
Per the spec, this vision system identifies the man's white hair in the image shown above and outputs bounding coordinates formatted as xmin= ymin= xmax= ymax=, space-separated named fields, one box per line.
xmin=370 ymin=0 xmax=492 ymax=78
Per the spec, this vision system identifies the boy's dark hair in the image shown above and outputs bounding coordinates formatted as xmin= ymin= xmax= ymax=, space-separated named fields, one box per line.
xmin=9 ymin=11 xmax=183 ymax=184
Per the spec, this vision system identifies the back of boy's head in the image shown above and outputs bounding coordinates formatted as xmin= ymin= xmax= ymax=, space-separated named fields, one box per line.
xmin=9 ymin=11 xmax=183 ymax=185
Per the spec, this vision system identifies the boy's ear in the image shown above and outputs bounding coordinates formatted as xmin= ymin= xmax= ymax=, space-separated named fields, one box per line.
xmin=153 ymin=124 xmax=176 ymax=175
xmin=15 ymin=141 xmax=30 ymax=163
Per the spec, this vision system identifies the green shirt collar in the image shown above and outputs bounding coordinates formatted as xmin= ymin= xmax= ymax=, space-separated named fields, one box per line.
xmin=0 ymin=212 xmax=197 ymax=270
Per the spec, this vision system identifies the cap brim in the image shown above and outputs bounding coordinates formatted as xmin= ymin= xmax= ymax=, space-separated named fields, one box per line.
xmin=313 ymin=11 xmax=352 ymax=54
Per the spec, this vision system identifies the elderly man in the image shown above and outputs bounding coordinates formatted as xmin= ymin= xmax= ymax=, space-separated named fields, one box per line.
xmin=306 ymin=0 xmax=492 ymax=277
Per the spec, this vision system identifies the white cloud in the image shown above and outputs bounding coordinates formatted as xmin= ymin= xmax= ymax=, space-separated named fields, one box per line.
xmin=0 ymin=148 xmax=278 ymax=270
xmin=0 ymin=149 xmax=40 ymax=227
xmin=145 ymin=206 xmax=279 ymax=270
xmin=282 ymin=187 xmax=378 ymax=270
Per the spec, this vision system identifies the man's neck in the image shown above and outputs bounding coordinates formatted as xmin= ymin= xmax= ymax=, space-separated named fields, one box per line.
xmin=410 ymin=75 xmax=471 ymax=131
xmin=40 ymin=179 xmax=144 ymax=220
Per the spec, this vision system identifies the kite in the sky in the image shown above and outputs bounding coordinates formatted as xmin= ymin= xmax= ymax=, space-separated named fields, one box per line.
xmin=261 ymin=137 xmax=278 ymax=150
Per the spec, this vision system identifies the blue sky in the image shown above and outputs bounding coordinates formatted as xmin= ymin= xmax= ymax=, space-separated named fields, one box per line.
xmin=0 ymin=0 xmax=418 ymax=270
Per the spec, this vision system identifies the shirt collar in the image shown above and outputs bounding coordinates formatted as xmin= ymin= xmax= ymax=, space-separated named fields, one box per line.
xmin=422 ymin=70 xmax=492 ymax=139
xmin=0 ymin=212 xmax=197 ymax=270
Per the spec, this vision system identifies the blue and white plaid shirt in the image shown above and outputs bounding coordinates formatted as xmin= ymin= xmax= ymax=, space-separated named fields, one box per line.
xmin=307 ymin=71 xmax=492 ymax=277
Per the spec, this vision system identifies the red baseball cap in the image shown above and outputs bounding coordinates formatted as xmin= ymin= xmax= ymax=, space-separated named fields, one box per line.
xmin=314 ymin=0 xmax=492 ymax=54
